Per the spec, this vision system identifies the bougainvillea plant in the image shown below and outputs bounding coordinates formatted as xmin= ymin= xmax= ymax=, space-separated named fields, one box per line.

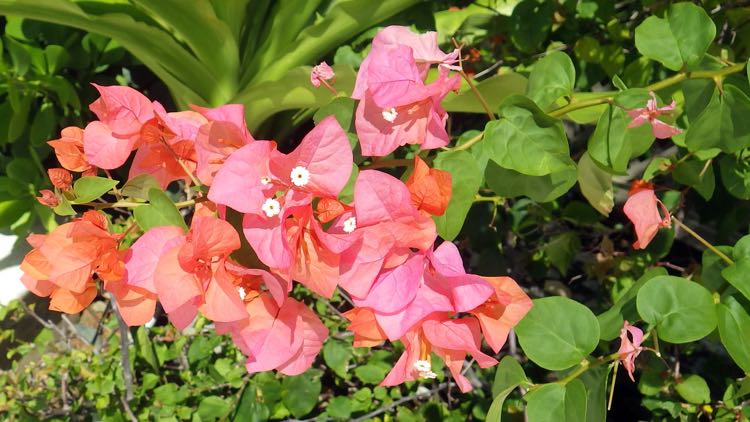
xmin=11 ymin=1 xmax=750 ymax=420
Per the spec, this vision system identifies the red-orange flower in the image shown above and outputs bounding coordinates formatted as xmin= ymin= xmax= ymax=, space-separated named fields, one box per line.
xmin=405 ymin=156 xmax=452 ymax=216
xmin=47 ymin=126 xmax=94 ymax=173
xmin=48 ymin=168 xmax=73 ymax=191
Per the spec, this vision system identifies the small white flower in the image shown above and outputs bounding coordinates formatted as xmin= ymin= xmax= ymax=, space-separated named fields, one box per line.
xmin=382 ymin=107 xmax=398 ymax=123
xmin=290 ymin=166 xmax=311 ymax=187
xmin=413 ymin=360 xmax=431 ymax=372
xmin=261 ymin=198 xmax=281 ymax=217
xmin=343 ymin=216 xmax=357 ymax=233
xmin=238 ymin=287 xmax=247 ymax=300
xmin=260 ymin=176 xmax=272 ymax=185
xmin=420 ymin=370 xmax=438 ymax=379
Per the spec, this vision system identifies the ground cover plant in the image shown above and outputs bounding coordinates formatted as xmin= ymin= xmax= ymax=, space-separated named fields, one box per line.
xmin=1 ymin=1 xmax=750 ymax=421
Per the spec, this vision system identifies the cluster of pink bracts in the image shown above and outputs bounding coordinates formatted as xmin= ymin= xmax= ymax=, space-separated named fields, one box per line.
xmin=21 ymin=26 xmax=534 ymax=392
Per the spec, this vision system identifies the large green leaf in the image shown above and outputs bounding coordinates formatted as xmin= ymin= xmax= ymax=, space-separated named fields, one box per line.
xmin=433 ymin=150 xmax=483 ymax=241
xmin=516 ymin=297 xmax=600 ymax=370
xmin=281 ymin=372 xmax=322 ymax=418
xmin=526 ymin=51 xmax=576 ymax=111
xmin=485 ymin=96 xmax=573 ymax=177
xmin=634 ymin=2 xmax=716 ymax=71
xmin=686 ymin=86 xmax=750 ymax=154
xmin=587 ymin=105 xmax=654 ymax=174
xmin=636 ymin=275 xmax=717 ymax=343
xmin=577 ymin=152 xmax=614 ymax=216
xmin=719 ymin=153 xmax=750 ymax=200
xmin=485 ymin=160 xmax=577 ymax=203
xmin=717 ymin=295 xmax=750 ymax=373
xmin=525 ymin=380 xmax=588 ymax=422
xmin=487 ymin=357 xmax=528 ymax=422
xmin=72 ymin=176 xmax=118 ymax=203
xmin=133 ymin=188 xmax=188 ymax=232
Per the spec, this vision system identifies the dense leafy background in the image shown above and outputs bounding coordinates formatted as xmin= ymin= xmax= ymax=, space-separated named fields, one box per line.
xmin=2 ymin=0 xmax=750 ymax=421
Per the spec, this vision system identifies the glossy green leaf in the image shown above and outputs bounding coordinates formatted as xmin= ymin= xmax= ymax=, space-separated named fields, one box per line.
xmin=72 ymin=176 xmax=118 ymax=203
xmin=587 ymin=105 xmax=654 ymax=174
xmin=674 ymin=374 xmax=710 ymax=404
xmin=133 ymin=188 xmax=188 ymax=231
xmin=686 ymin=86 xmax=750 ymax=154
xmin=577 ymin=152 xmax=614 ymax=216
xmin=486 ymin=96 xmax=572 ymax=177
xmin=29 ymin=103 xmax=56 ymax=147
xmin=485 ymin=160 xmax=577 ymax=203
xmin=198 ymin=396 xmax=231 ymax=420
xmin=543 ymin=232 xmax=581 ymax=275
xmin=327 ymin=396 xmax=352 ymax=420
xmin=636 ymin=275 xmax=717 ymax=343
xmin=487 ymin=356 xmax=528 ymax=422
xmin=322 ymin=339 xmax=352 ymax=379
xmin=516 ymin=297 xmax=600 ymax=370
xmin=579 ymin=365 xmax=611 ymax=422
xmin=282 ymin=371 xmax=321 ymax=418
xmin=717 ymin=295 xmax=750 ymax=373
xmin=433 ymin=150 xmax=482 ymax=240
xmin=525 ymin=380 xmax=588 ymax=422
xmin=120 ymin=174 xmax=161 ymax=200
xmin=526 ymin=51 xmax=576 ymax=111
xmin=722 ymin=259 xmax=750 ymax=302
xmin=232 ymin=385 xmax=270 ymax=422
xmin=634 ymin=2 xmax=716 ymax=71
xmin=509 ymin=0 xmax=554 ymax=53
xmin=672 ymin=158 xmax=715 ymax=200
xmin=719 ymin=153 xmax=750 ymax=200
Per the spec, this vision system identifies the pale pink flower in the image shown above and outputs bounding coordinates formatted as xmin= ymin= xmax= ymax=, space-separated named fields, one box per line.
xmin=627 ymin=91 xmax=682 ymax=139
xmin=310 ymin=62 xmax=335 ymax=88
xmin=618 ymin=320 xmax=644 ymax=381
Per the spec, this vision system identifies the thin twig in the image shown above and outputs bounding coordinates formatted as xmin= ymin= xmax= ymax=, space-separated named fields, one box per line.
xmin=111 ymin=297 xmax=135 ymax=401
xmin=20 ymin=301 xmax=70 ymax=349
xmin=351 ymin=382 xmax=453 ymax=422
xmin=119 ymin=395 xmax=138 ymax=422
xmin=60 ymin=314 xmax=92 ymax=344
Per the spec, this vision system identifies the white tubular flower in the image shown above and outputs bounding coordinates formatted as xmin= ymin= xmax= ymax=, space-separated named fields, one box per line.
xmin=343 ymin=217 xmax=357 ymax=233
xmin=420 ymin=370 xmax=438 ymax=379
xmin=382 ymin=107 xmax=398 ymax=123
xmin=261 ymin=198 xmax=281 ymax=217
xmin=413 ymin=360 xmax=431 ymax=373
xmin=290 ymin=166 xmax=311 ymax=187
xmin=237 ymin=287 xmax=247 ymax=300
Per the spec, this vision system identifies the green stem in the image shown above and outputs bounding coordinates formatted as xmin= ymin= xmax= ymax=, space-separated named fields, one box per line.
xmin=461 ymin=69 xmax=496 ymax=120
xmin=452 ymin=132 xmax=483 ymax=152
xmin=672 ymin=218 xmax=734 ymax=265
xmin=82 ymin=198 xmax=198 ymax=209
xmin=359 ymin=158 xmax=413 ymax=170
xmin=557 ymin=352 xmax=620 ymax=385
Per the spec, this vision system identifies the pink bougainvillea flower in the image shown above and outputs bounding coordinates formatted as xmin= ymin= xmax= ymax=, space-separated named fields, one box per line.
xmin=381 ymin=316 xmax=498 ymax=393
xmin=335 ymin=170 xmax=436 ymax=300
xmin=209 ymin=116 xmax=352 ymax=274
xmin=618 ymin=320 xmax=644 ymax=382
xmin=343 ymin=307 xmax=388 ymax=347
xmin=36 ymin=190 xmax=60 ymax=208
xmin=48 ymin=126 xmax=95 ymax=173
xmin=623 ymin=181 xmax=671 ymax=249
xmin=48 ymin=168 xmax=73 ymax=191
xmin=364 ymin=242 xmax=494 ymax=341
xmin=310 ymin=61 xmax=335 ymax=88
xmin=471 ymin=276 xmax=532 ymax=353
xmin=83 ymin=84 xmax=155 ymax=169
xmin=192 ymin=104 xmax=255 ymax=185
xmin=128 ymin=102 xmax=207 ymax=188
xmin=352 ymin=26 xmax=460 ymax=100
xmin=219 ymin=292 xmax=328 ymax=376
xmin=355 ymin=66 xmax=459 ymax=156
xmin=152 ymin=216 xmax=247 ymax=329
xmin=627 ymin=91 xmax=682 ymax=139
xmin=405 ymin=156 xmax=452 ymax=216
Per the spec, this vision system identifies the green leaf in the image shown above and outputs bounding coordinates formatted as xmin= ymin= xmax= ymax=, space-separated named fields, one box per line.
xmin=327 ymin=396 xmax=352 ymax=420
xmin=675 ymin=374 xmax=711 ymax=404
xmin=701 ymin=246 xmax=734 ymax=292
xmin=672 ymin=158 xmax=715 ymax=201
xmin=543 ymin=232 xmax=581 ymax=275
xmin=232 ymin=385 xmax=270 ymax=422
xmin=281 ymin=371 xmax=321 ymax=418
xmin=525 ymin=380 xmax=588 ymax=422
xmin=516 ymin=296 xmax=600 ymax=370
xmin=313 ymin=97 xmax=355 ymax=131
xmin=587 ymin=105 xmax=654 ymax=174
xmin=323 ymin=340 xmax=352 ymax=379
xmin=198 ymin=396 xmax=231 ymax=421
xmin=4 ymin=35 xmax=30 ymax=76
xmin=634 ymin=2 xmax=716 ymax=71
xmin=133 ymin=188 xmax=188 ymax=231
xmin=29 ymin=103 xmax=56 ymax=147
xmin=526 ymin=51 xmax=576 ymax=111
xmin=579 ymin=365 xmax=611 ymax=422
xmin=597 ymin=267 xmax=668 ymax=341
xmin=72 ymin=176 xmax=118 ymax=203
xmin=636 ymin=275 xmax=717 ymax=343
xmin=433 ymin=150 xmax=482 ymax=240
xmin=734 ymin=235 xmax=750 ymax=260
xmin=719 ymin=153 xmax=750 ymax=200
xmin=354 ymin=362 xmax=389 ymax=385
xmin=686 ymin=86 xmax=750 ymax=154
xmin=487 ymin=356 xmax=528 ymax=422
xmin=509 ymin=0 xmax=554 ymax=53
xmin=443 ymin=73 xmax=528 ymax=114
xmin=577 ymin=152 xmax=614 ymax=216
xmin=485 ymin=160 xmax=577 ymax=203
xmin=722 ymin=259 xmax=750 ymax=302
xmin=135 ymin=327 xmax=159 ymax=373
xmin=121 ymin=174 xmax=161 ymax=200
xmin=486 ymin=96 xmax=573 ymax=177
xmin=717 ymin=295 xmax=750 ymax=373
xmin=0 ymin=199 xmax=28 ymax=228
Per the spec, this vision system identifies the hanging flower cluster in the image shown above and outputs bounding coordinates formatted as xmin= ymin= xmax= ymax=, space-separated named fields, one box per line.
xmin=21 ymin=26 xmax=532 ymax=392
